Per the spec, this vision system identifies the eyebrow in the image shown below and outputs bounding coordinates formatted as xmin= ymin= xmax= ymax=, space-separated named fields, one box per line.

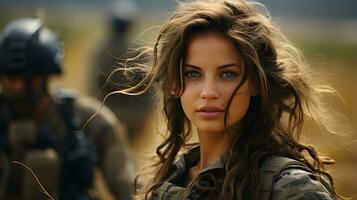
xmin=184 ymin=63 xmax=241 ymax=69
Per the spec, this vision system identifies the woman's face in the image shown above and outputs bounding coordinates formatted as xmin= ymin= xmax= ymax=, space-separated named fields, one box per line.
xmin=181 ymin=32 xmax=256 ymax=135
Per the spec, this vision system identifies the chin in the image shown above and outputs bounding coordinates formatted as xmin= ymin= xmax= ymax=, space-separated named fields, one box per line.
xmin=196 ymin=124 xmax=226 ymax=134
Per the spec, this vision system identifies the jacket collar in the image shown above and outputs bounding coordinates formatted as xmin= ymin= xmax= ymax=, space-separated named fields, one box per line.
xmin=173 ymin=146 xmax=226 ymax=175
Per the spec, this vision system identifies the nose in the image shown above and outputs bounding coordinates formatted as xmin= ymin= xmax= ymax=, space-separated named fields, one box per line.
xmin=200 ymin=78 xmax=220 ymax=99
xmin=1 ymin=78 xmax=27 ymax=93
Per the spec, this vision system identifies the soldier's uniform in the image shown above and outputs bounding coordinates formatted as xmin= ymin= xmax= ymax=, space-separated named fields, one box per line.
xmin=0 ymin=90 xmax=134 ymax=200
xmin=0 ymin=18 xmax=134 ymax=200
xmin=149 ymin=146 xmax=335 ymax=200
xmin=88 ymin=0 xmax=156 ymax=139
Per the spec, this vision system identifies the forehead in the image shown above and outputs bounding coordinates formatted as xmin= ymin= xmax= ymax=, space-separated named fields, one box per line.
xmin=184 ymin=32 xmax=242 ymax=66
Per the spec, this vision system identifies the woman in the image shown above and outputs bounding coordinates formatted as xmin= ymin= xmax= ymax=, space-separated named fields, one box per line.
xmin=117 ymin=0 xmax=343 ymax=199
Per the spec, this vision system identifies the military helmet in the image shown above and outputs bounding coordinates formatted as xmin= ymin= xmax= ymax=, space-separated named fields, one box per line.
xmin=106 ymin=0 xmax=139 ymax=33
xmin=0 ymin=18 xmax=64 ymax=76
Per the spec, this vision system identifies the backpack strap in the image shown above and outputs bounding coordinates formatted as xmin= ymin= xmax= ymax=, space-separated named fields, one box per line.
xmin=259 ymin=156 xmax=312 ymax=200
xmin=0 ymin=94 xmax=11 ymax=152
xmin=53 ymin=89 xmax=79 ymax=130
xmin=53 ymin=89 xmax=97 ymax=199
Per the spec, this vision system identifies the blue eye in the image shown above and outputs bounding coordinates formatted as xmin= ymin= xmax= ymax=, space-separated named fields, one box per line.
xmin=221 ymin=71 xmax=238 ymax=78
xmin=184 ymin=71 xmax=200 ymax=78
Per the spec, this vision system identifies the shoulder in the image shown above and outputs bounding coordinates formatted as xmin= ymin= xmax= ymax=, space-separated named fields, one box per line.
xmin=261 ymin=156 xmax=335 ymax=200
xmin=271 ymin=167 xmax=335 ymax=200
xmin=51 ymin=88 xmax=127 ymax=138
xmin=75 ymin=95 xmax=129 ymax=140
xmin=75 ymin=95 xmax=119 ymax=126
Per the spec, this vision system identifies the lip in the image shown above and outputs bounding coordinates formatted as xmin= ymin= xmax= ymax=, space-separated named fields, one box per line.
xmin=197 ymin=105 xmax=224 ymax=112
xmin=196 ymin=105 xmax=224 ymax=118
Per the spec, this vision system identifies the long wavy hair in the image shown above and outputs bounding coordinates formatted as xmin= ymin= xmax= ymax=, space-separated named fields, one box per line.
xmin=123 ymin=0 xmax=344 ymax=199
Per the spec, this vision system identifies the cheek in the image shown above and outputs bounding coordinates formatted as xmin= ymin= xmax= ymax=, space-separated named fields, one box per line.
xmin=180 ymin=84 xmax=200 ymax=120
xmin=2 ymin=80 xmax=26 ymax=92
xmin=181 ymin=83 xmax=197 ymax=103
xmin=226 ymin=79 xmax=254 ymax=112
xmin=180 ymin=91 xmax=191 ymax=116
xmin=228 ymin=94 xmax=251 ymax=123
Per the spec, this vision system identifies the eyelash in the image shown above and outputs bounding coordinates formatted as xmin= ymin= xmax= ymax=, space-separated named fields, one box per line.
xmin=221 ymin=71 xmax=238 ymax=78
xmin=184 ymin=71 xmax=200 ymax=78
xmin=184 ymin=71 xmax=239 ymax=79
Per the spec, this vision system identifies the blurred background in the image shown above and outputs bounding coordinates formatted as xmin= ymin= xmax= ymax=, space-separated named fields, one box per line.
xmin=0 ymin=0 xmax=356 ymax=198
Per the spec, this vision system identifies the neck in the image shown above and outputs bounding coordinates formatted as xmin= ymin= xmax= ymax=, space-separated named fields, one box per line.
xmin=12 ymin=94 xmax=51 ymax=122
xmin=196 ymin=130 xmax=233 ymax=171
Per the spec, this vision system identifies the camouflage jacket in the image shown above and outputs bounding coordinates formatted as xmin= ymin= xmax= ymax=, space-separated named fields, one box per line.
xmin=150 ymin=146 xmax=335 ymax=200
xmin=0 ymin=89 xmax=134 ymax=200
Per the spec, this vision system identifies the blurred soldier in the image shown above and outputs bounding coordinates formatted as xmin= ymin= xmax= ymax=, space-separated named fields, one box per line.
xmin=89 ymin=0 xmax=156 ymax=140
xmin=0 ymin=18 xmax=134 ymax=200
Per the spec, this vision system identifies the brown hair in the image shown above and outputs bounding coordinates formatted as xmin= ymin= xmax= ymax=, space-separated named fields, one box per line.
xmin=118 ymin=0 xmax=345 ymax=199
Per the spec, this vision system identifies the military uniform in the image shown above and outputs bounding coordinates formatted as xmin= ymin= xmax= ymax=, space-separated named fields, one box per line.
xmin=89 ymin=34 xmax=156 ymax=138
xmin=0 ymin=89 xmax=135 ymax=200
xmin=149 ymin=146 xmax=335 ymax=200
xmin=0 ymin=18 xmax=135 ymax=200
xmin=88 ymin=1 xmax=156 ymax=139
xmin=64 ymin=90 xmax=135 ymax=200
